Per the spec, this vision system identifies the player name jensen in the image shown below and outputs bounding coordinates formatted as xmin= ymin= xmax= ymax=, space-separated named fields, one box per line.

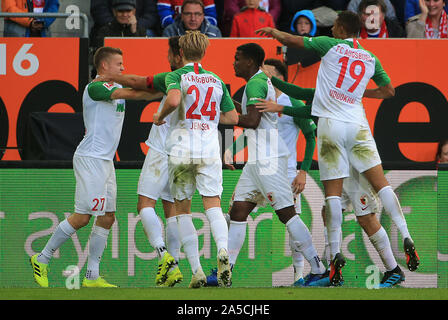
xmin=190 ymin=121 xmax=210 ymax=130
xmin=186 ymin=74 xmax=217 ymax=84
xmin=334 ymin=45 xmax=374 ymax=62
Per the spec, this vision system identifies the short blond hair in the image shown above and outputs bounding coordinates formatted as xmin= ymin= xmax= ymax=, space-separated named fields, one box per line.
xmin=179 ymin=31 xmax=210 ymax=61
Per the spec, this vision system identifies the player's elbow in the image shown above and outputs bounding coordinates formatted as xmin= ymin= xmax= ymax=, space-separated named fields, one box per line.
xmin=382 ymin=84 xmax=395 ymax=98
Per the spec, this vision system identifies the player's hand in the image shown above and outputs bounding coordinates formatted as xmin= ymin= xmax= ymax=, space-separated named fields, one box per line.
xmin=255 ymin=99 xmax=284 ymax=113
xmin=255 ymin=27 xmax=276 ymax=37
xmin=292 ymin=170 xmax=306 ymax=194
xmin=153 ymin=113 xmax=166 ymax=126
xmin=129 ymin=14 xmax=137 ymax=33
xmin=223 ymin=149 xmax=236 ymax=170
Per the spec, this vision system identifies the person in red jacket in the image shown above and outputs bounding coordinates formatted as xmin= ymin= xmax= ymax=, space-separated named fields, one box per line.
xmin=230 ymin=0 xmax=275 ymax=37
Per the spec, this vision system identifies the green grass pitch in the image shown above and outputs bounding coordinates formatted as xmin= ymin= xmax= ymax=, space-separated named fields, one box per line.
xmin=1 ymin=287 xmax=448 ymax=300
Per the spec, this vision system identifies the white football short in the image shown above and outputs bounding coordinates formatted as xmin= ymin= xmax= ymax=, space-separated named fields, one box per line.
xmin=73 ymin=154 xmax=116 ymax=216
xmin=168 ymin=156 xmax=223 ymax=201
xmin=138 ymin=148 xmax=174 ymax=202
xmin=341 ymin=166 xmax=379 ymax=216
xmin=317 ymin=118 xmax=381 ymax=181
xmin=233 ymin=156 xmax=294 ymax=211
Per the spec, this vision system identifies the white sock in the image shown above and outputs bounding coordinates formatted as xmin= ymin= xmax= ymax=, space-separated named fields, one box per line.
xmin=205 ymin=207 xmax=228 ymax=252
xmin=85 ymin=225 xmax=110 ymax=280
xmin=177 ymin=214 xmax=201 ymax=273
xmin=378 ymin=186 xmax=411 ymax=241
xmin=224 ymin=213 xmax=231 ymax=228
xmin=228 ymin=220 xmax=247 ymax=266
xmin=289 ymin=237 xmax=304 ymax=280
xmin=38 ymin=219 xmax=76 ymax=264
xmin=323 ymin=228 xmax=331 ymax=267
xmin=369 ymin=227 xmax=398 ymax=271
xmin=140 ymin=207 xmax=166 ymax=258
xmin=325 ymin=196 xmax=343 ymax=260
xmin=286 ymin=215 xmax=325 ymax=275
xmin=165 ymin=216 xmax=181 ymax=262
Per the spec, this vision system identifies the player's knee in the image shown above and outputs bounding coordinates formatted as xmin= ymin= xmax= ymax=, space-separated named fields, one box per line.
xmin=276 ymin=206 xmax=296 ymax=224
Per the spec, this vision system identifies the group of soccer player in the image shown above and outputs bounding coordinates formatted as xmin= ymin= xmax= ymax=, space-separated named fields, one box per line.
xmin=30 ymin=10 xmax=420 ymax=289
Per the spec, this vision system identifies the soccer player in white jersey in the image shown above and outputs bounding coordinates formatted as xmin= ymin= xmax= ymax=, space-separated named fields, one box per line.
xmin=30 ymin=47 xmax=162 ymax=288
xmin=227 ymin=43 xmax=327 ymax=286
xmin=153 ymin=31 xmax=239 ymax=288
xmin=256 ymin=11 xmax=420 ymax=286
xmin=257 ymin=94 xmax=407 ymax=288
xmin=95 ymin=37 xmax=185 ymax=287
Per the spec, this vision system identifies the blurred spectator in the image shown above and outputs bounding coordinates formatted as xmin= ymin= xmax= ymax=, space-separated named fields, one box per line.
xmin=221 ymin=0 xmax=281 ymax=36
xmin=90 ymin=0 xmax=159 ymax=42
xmin=405 ymin=0 xmax=448 ymax=22
xmin=284 ymin=10 xmax=320 ymax=73
xmin=436 ymin=138 xmax=448 ymax=163
xmin=290 ymin=9 xmax=317 ymax=36
xmin=162 ymin=0 xmax=222 ymax=36
xmin=91 ymin=0 xmax=146 ymax=50
xmin=406 ymin=0 xmax=447 ymax=38
xmin=277 ymin=0 xmax=323 ymax=32
xmin=347 ymin=0 xmax=398 ymax=20
xmin=230 ymin=0 xmax=275 ymax=37
xmin=358 ymin=0 xmax=405 ymax=37
xmin=157 ymin=0 xmax=217 ymax=29
xmin=2 ymin=0 xmax=59 ymax=37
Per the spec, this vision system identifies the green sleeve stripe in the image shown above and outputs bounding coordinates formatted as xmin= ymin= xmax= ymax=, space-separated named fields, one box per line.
xmin=271 ymin=77 xmax=315 ymax=102
xmin=245 ymin=78 xmax=268 ymax=106
xmin=220 ymin=81 xmax=235 ymax=112
xmin=154 ymin=72 xmax=168 ymax=93
xmin=87 ymin=82 xmax=117 ymax=101
xmin=372 ymin=55 xmax=391 ymax=87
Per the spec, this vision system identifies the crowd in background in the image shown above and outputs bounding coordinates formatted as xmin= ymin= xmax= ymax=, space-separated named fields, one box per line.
xmin=2 ymin=0 xmax=448 ymax=41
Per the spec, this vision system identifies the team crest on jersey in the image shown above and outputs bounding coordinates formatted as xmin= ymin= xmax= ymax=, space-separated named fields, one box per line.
xmin=360 ymin=194 xmax=368 ymax=210
xmin=267 ymin=192 xmax=274 ymax=204
xmin=103 ymin=82 xmax=115 ymax=90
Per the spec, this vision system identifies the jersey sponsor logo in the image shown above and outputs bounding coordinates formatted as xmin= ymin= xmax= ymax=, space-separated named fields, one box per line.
xmin=116 ymin=103 xmax=125 ymax=112
xmin=103 ymin=82 xmax=115 ymax=91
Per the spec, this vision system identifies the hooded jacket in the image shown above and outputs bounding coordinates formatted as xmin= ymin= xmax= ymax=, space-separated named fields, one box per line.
xmin=290 ymin=9 xmax=316 ymax=36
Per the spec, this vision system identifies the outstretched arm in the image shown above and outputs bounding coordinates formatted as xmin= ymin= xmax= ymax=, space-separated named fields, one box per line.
xmin=110 ymin=88 xmax=163 ymax=100
xmin=256 ymin=27 xmax=305 ymax=48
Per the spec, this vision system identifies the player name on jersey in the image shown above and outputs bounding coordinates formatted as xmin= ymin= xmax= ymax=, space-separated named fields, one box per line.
xmin=190 ymin=121 xmax=210 ymax=131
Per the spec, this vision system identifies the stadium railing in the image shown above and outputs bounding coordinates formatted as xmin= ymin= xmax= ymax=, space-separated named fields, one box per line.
xmin=0 ymin=12 xmax=89 ymax=38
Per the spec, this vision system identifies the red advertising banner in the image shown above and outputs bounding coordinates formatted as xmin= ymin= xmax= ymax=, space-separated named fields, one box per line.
xmin=0 ymin=38 xmax=84 ymax=160
xmin=105 ymin=38 xmax=448 ymax=164
xmin=1 ymin=37 xmax=446 ymax=164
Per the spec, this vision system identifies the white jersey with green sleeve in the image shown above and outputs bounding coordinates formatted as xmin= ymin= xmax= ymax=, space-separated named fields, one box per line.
xmin=164 ymin=62 xmax=235 ymax=159
xmin=75 ymin=80 xmax=125 ymax=160
xmin=145 ymin=72 xmax=171 ymax=154
xmin=303 ymin=36 xmax=391 ymax=126
xmin=242 ymin=70 xmax=289 ymax=162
